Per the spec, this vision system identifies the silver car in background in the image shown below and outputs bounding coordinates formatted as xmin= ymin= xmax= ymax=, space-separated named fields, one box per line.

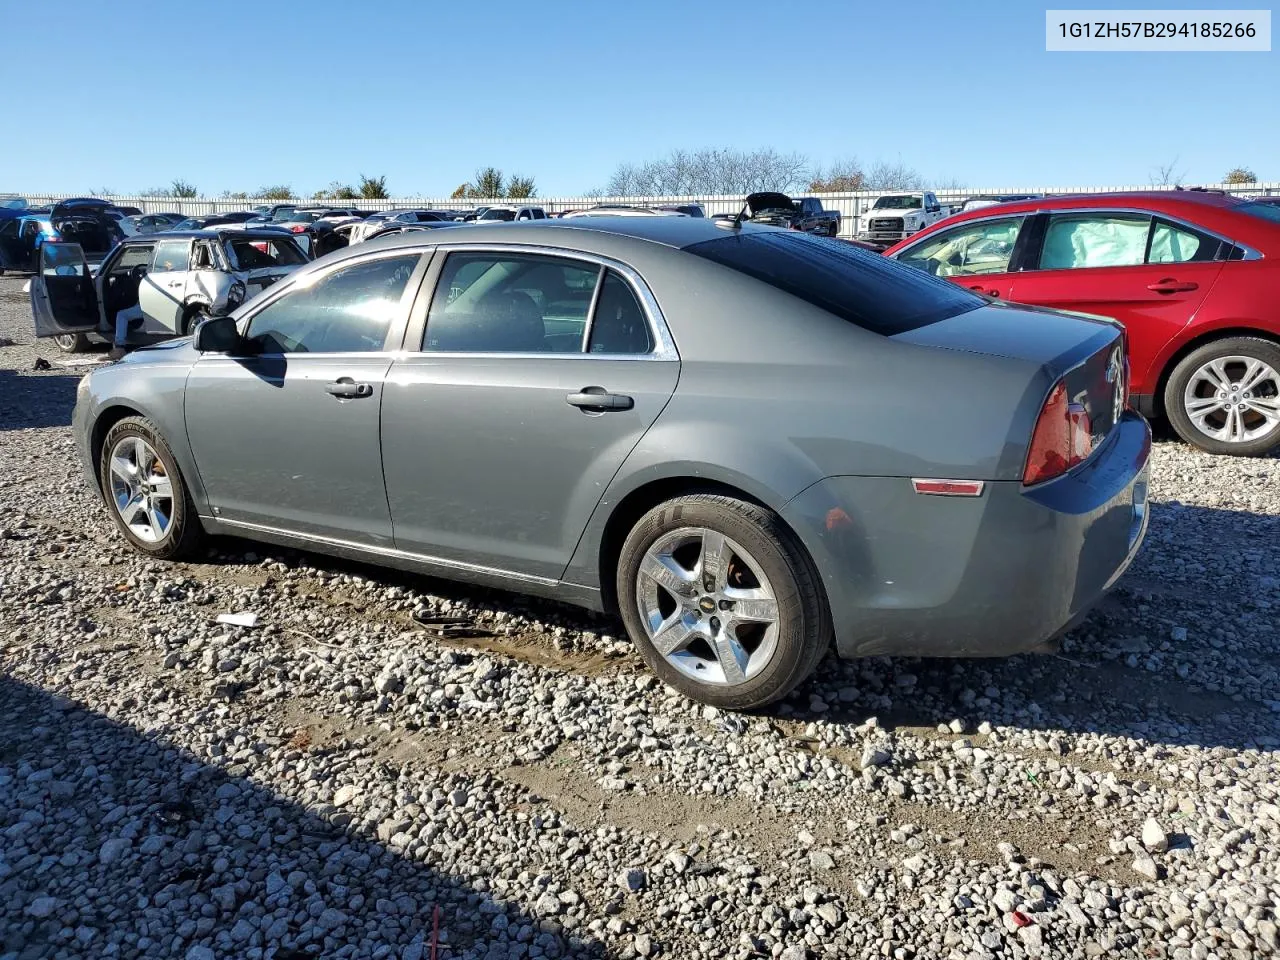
xmin=63 ymin=218 xmax=1149 ymax=709
xmin=31 ymin=229 xmax=308 ymax=352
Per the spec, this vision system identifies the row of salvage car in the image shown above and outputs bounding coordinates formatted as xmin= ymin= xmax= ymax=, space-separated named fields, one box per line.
xmin=17 ymin=188 xmax=1280 ymax=456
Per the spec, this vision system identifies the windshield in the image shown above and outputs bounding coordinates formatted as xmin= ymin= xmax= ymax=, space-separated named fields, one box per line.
xmin=478 ymin=209 xmax=515 ymax=221
xmin=685 ymin=230 xmax=982 ymax=336
xmin=1237 ymin=201 xmax=1280 ymax=226
xmin=873 ymin=196 xmax=923 ymax=210
xmin=280 ymin=210 xmax=323 ymax=223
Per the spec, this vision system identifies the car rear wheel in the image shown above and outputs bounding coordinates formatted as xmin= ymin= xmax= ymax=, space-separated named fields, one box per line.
xmin=53 ymin=333 xmax=90 ymax=353
xmin=99 ymin=417 xmax=204 ymax=560
xmin=616 ymin=494 xmax=830 ymax=710
xmin=1164 ymin=337 xmax=1280 ymax=456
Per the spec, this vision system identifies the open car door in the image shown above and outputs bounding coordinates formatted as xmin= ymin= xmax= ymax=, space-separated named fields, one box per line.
xmin=31 ymin=243 xmax=100 ymax=338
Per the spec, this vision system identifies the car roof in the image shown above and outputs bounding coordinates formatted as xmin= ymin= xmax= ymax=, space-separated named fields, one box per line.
xmin=126 ymin=229 xmax=297 ymax=241
xmin=359 ymin=215 xmax=765 ymax=252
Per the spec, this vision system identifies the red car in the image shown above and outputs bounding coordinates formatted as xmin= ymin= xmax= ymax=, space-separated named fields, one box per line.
xmin=885 ymin=191 xmax=1280 ymax=456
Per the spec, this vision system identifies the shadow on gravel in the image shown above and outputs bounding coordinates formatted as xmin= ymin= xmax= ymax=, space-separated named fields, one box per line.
xmin=0 ymin=368 xmax=80 ymax=432
xmin=0 ymin=676 xmax=607 ymax=960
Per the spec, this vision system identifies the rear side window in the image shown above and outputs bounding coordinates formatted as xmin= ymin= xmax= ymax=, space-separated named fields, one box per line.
xmin=1148 ymin=219 xmax=1222 ymax=263
xmin=684 ymin=230 xmax=983 ymax=336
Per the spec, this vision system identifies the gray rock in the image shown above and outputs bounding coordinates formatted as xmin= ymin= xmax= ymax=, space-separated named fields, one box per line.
xmin=98 ymin=837 xmax=130 ymax=865
xmin=26 ymin=896 xmax=56 ymax=918
xmin=808 ymin=851 xmax=835 ymax=871
xmin=1132 ymin=855 xmax=1162 ymax=881
xmin=620 ymin=867 xmax=647 ymax=892
xmin=1141 ymin=817 xmax=1169 ymax=853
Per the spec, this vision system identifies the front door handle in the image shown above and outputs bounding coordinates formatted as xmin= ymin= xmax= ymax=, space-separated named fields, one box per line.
xmin=566 ymin=386 xmax=633 ymax=412
xmin=325 ymin=378 xmax=373 ymax=399
xmin=1147 ymin=279 xmax=1198 ymax=294
xmin=968 ymin=284 xmax=999 ymax=297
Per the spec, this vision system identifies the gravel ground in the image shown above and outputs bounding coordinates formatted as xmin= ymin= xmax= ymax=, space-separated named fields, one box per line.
xmin=1 ymin=272 xmax=1278 ymax=960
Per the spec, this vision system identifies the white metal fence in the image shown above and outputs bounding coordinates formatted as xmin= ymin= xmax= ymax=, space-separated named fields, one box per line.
xmin=20 ymin=183 xmax=1280 ymax=239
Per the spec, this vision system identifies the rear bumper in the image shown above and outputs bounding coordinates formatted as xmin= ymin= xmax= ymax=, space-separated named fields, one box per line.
xmin=782 ymin=412 xmax=1151 ymax=659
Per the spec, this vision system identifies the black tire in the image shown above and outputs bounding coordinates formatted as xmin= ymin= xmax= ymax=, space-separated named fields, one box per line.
xmin=1163 ymin=336 xmax=1280 ymax=456
xmin=180 ymin=304 xmax=209 ymax=337
xmin=98 ymin=416 xmax=204 ymax=560
xmin=615 ymin=494 xmax=831 ymax=710
xmin=53 ymin=333 xmax=91 ymax=353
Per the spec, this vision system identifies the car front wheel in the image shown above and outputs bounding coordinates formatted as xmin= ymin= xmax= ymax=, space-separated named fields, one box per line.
xmin=99 ymin=416 xmax=204 ymax=559
xmin=616 ymin=494 xmax=830 ymax=710
xmin=1165 ymin=337 xmax=1280 ymax=456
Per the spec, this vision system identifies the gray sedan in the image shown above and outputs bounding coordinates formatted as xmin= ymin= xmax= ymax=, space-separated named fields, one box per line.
xmin=63 ymin=218 xmax=1151 ymax=709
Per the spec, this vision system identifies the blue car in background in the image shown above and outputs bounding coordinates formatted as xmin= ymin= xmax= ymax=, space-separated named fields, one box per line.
xmin=0 ymin=198 xmax=123 ymax=274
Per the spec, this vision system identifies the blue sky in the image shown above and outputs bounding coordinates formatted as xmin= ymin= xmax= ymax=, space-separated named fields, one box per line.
xmin=1 ymin=0 xmax=1273 ymax=196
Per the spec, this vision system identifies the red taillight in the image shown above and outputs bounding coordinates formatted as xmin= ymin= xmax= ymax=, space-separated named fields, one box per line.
xmin=290 ymin=225 xmax=306 ymax=233
xmin=1023 ymin=381 xmax=1094 ymax=485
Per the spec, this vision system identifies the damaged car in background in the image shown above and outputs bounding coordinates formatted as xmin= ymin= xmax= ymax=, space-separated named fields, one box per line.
xmin=30 ymin=228 xmax=307 ymax=352
xmin=737 ymin=192 xmax=841 ymax=236
xmin=0 ymin=198 xmax=123 ymax=274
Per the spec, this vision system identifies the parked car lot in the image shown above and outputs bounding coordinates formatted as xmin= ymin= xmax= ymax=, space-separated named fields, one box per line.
xmin=0 ymin=272 xmax=1277 ymax=960
xmin=885 ymin=191 xmax=1280 ymax=456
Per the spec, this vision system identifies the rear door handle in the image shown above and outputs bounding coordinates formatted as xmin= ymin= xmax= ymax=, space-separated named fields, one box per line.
xmin=325 ymin=378 xmax=373 ymax=399
xmin=166 ymin=281 xmax=183 ymax=289
xmin=968 ymin=284 xmax=999 ymax=297
xmin=1147 ymin=279 xmax=1198 ymax=294
xmin=566 ymin=387 xmax=634 ymax=411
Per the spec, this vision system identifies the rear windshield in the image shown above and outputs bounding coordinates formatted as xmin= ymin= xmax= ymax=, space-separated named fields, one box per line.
xmin=873 ymin=196 xmax=923 ymax=209
xmin=684 ymin=230 xmax=984 ymax=336
xmin=228 ymin=237 xmax=307 ymax=269
xmin=1237 ymin=201 xmax=1280 ymax=226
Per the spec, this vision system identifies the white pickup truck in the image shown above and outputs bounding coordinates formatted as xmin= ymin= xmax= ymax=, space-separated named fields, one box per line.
xmin=855 ymin=192 xmax=946 ymax=247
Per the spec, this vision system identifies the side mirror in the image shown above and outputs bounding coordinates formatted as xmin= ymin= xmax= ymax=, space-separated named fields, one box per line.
xmin=193 ymin=314 xmax=241 ymax=352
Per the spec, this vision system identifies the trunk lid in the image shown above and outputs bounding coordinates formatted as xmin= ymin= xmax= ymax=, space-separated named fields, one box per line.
xmin=51 ymin=199 xmax=118 ymax=256
xmin=895 ymin=301 xmax=1128 ymax=450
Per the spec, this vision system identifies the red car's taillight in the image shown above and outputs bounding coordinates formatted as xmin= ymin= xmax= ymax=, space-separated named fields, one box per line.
xmin=1023 ymin=381 xmax=1094 ymax=485
xmin=290 ymin=225 xmax=306 ymax=233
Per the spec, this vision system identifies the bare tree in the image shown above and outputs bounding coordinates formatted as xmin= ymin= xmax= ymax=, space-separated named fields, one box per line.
xmin=809 ymin=158 xmax=866 ymax=192
xmin=605 ymin=148 xmax=810 ymax=196
xmin=1149 ymin=157 xmax=1186 ymax=186
xmin=862 ymin=159 xmax=924 ymax=191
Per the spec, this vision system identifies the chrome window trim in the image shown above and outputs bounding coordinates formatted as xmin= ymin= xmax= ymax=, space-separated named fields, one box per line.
xmin=891 ymin=206 xmax=1263 ymax=263
xmin=414 ymin=241 xmax=680 ymax=361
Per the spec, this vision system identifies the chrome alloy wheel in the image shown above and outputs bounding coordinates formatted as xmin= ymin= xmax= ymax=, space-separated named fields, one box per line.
xmin=107 ymin=436 xmax=174 ymax=543
xmin=635 ymin=527 xmax=780 ymax=686
xmin=1183 ymin=355 xmax=1280 ymax=444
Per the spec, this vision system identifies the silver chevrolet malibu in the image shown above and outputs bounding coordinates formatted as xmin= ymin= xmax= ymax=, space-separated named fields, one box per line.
xmin=59 ymin=217 xmax=1150 ymax=709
